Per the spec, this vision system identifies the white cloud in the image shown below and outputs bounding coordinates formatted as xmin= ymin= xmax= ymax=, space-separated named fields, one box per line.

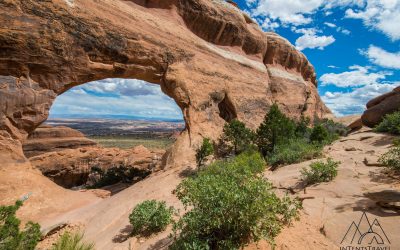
xmin=248 ymin=0 xmax=325 ymax=26
xmin=324 ymin=22 xmax=351 ymax=35
xmin=50 ymin=79 xmax=183 ymax=119
xmin=323 ymin=0 xmax=365 ymax=9
xmin=328 ymin=65 xmax=339 ymax=69
xmin=345 ymin=0 xmax=400 ymax=41
xmin=82 ymin=79 xmax=160 ymax=96
xmin=247 ymin=0 xmax=400 ymax=41
xmin=322 ymin=82 xmax=400 ymax=116
xmin=246 ymin=0 xmax=366 ymax=29
xmin=337 ymin=27 xmax=351 ymax=35
xmin=362 ymin=45 xmax=400 ymax=69
xmin=295 ymin=29 xmax=335 ymax=50
xmin=320 ymin=65 xmax=391 ymax=87
xmin=324 ymin=22 xmax=337 ymax=28
xmin=260 ymin=18 xmax=280 ymax=30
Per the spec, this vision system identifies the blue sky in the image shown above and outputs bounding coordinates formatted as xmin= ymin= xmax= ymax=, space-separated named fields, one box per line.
xmin=50 ymin=79 xmax=183 ymax=120
xmin=51 ymin=0 xmax=400 ymax=119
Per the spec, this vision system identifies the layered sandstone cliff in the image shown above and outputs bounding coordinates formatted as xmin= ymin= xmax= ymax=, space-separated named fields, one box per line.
xmin=23 ymin=125 xmax=97 ymax=158
xmin=0 ymin=0 xmax=331 ymax=221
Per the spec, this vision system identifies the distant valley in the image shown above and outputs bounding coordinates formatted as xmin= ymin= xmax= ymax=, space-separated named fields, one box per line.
xmin=46 ymin=118 xmax=185 ymax=150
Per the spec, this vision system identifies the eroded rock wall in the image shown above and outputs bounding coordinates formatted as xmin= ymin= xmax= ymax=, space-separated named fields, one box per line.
xmin=0 ymin=0 xmax=331 ymax=219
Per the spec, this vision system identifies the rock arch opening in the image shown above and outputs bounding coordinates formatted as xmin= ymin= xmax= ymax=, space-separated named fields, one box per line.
xmin=23 ymin=78 xmax=185 ymax=189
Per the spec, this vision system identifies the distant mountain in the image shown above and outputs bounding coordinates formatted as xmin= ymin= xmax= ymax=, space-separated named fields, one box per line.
xmin=49 ymin=114 xmax=184 ymax=123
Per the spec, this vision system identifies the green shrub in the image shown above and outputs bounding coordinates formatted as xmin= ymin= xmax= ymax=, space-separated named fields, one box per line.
xmin=256 ymin=104 xmax=296 ymax=156
xmin=379 ymin=144 xmax=400 ymax=171
xmin=314 ymin=118 xmax=349 ymax=137
xmin=266 ymin=138 xmax=323 ymax=167
xmin=129 ymin=200 xmax=174 ymax=236
xmin=374 ymin=111 xmax=400 ymax=135
xmin=0 ymin=201 xmax=41 ymax=250
xmin=220 ymin=120 xmax=255 ymax=155
xmin=295 ymin=116 xmax=311 ymax=138
xmin=201 ymin=150 xmax=266 ymax=178
xmin=310 ymin=124 xmax=329 ymax=143
xmin=171 ymin=152 xmax=300 ymax=249
xmin=195 ymin=138 xmax=214 ymax=168
xmin=51 ymin=232 xmax=94 ymax=250
xmin=301 ymin=158 xmax=340 ymax=185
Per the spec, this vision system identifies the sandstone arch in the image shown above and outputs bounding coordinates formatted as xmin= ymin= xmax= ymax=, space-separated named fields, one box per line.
xmin=0 ymin=0 xmax=331 ymax=220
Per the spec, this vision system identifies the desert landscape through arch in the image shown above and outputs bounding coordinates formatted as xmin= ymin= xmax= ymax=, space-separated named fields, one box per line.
xmin=1 ymin=0 xmax=400 ymax=249
xmin=21 ymin=77 xmax=185 ymax=189
xmin=0 ymin=0 xmax=348 ymax=247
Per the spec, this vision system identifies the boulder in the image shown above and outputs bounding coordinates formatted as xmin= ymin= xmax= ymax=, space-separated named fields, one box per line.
xmin=362 ymin=86 xmax=400 ymax=127
xmin=348 ymin=117 xmax=363 ymax=132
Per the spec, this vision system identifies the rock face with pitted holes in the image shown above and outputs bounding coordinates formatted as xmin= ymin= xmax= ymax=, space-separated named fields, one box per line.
xmin=0 ymin=0 xmax=331 ymax=221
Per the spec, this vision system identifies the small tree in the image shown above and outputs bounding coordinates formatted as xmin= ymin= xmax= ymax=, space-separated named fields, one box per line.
xmin=256 ymin=104 xmax=296 ymax=156
xmin=0 ymin=201 xmax=41 ymax=250
xmin=221 ymin=120 xmax=255 ymax=155
xmin=310 ymin=124 xmax=329 ymax=143
xmin=129 ymin=200 xmax=174 ymax=236
xmin=195 ymin=138 xmax=214 ymax=168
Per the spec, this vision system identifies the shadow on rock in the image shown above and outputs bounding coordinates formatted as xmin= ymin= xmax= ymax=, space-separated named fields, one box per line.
xmin=335 ymin=191 xmax=400 ymax=217
xmin=368 ymin=170 xmax=400 ymax=185
xmin=178 ymin=166 xmax=197 ymax=178
xmin=148 ymin=236 xmax=173 ymax=250
xmin=112 ymin=224 xmax=133 ymax=243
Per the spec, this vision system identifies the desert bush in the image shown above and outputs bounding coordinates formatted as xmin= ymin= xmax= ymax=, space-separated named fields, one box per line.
xmin=220 ymin=120 xmax=255 ymax=155
xmin=314 ymin=118 xmax=349 ymax=137
xmin=202 ymin=150 xmax=266 ymax=177
xmin=171 ymin=151 xmax=300 ymax=249
xmin=89 ymin=165 xmax=150 ymax=188
xmin=266 ymin=138 xmax=322 ymax=167
xmin=0 ymin=201 xmax=41 ymax=250
xmin=301 ymin=158 xmax=340 ymax=185
xmin=256 ymin=104 xmax=296 ymax=156
xmin=51 ymin=232 xmax=94 ymax=250
xmin=129 ymin=200 xmax=174 ymax=236
xmin=379 ymin=144 xmax=400 ymax=171
xmin=310 ymin=124 xmax=329 ymax=143
xmin=195 ymin=138 xmax=214 ymax=168
xmin=374 ymin=111 xmax=400 ymax=135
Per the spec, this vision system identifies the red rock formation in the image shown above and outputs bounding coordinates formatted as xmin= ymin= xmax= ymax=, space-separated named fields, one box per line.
xmin=0 ymin=0 xmax=331 ymax=220
xmin=362 ymin=86 xmax=400 ymax=127
xmin=23 ymin=125 xmax=97 ymax=158
xmin=29 ymin=145 xmax=164 ymax=188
